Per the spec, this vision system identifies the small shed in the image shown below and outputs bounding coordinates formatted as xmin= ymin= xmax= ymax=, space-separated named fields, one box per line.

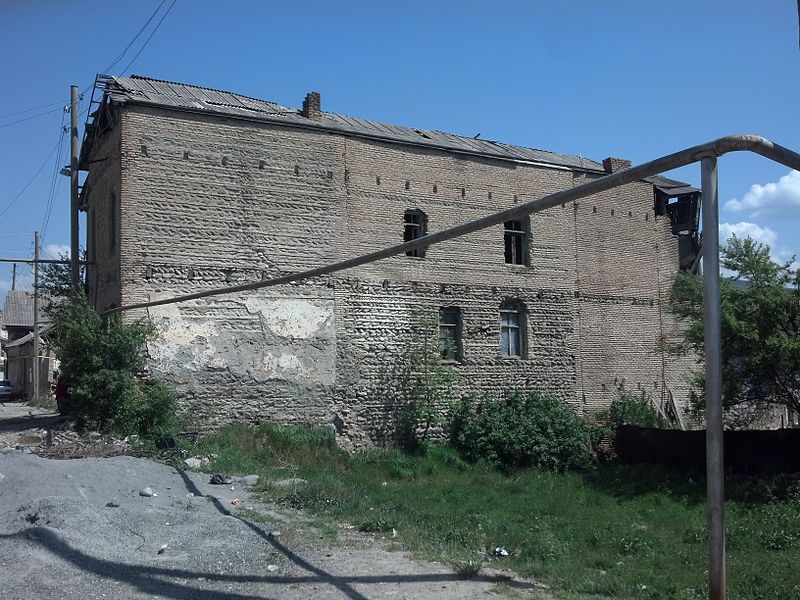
xmin=5 ymin=326 xmax=57 ymax=401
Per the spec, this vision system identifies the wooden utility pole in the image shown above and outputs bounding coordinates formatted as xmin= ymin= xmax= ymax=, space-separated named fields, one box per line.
xmin=70 ymin=84 xmax=80 ymax=290
xmin=11 ymin=263 xmax=16 ymax=290
xmin=32 ymin=231 xmax=40 ymax=404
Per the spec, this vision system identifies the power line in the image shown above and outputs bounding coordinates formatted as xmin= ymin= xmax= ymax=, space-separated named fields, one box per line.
xmin=40 ymin=112 xmax=69 ymax=242
xmin=0 ymin=106 xmax=65 ymax=130
xmin=120 ymin=0 xmax=177 ymax=75
xmin=101 ymin=0 xmax=169 ymax=76
xmin=2 ymin=1 xmax=172 ymax=120
xmin=0 ymin=135 xmax=63 ymax=219
xmin=0 ymin=100 xmax=68 ymax=120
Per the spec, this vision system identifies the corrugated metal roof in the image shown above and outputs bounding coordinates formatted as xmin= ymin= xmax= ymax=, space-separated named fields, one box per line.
xmin=2 ymin=291 xmax=51 ymax=328
xmin=3 ymin=291 xmax=34 ymax=327
xmin=94 ymin=75 xmax=696 ymax=192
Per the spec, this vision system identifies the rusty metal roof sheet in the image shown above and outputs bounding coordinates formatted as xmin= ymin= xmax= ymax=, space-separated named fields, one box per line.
xmin=93 ymin=74 xmax=697 ymax=191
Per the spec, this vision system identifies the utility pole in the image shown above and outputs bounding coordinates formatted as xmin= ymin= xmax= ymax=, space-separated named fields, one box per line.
xmin=70 ymin=84 xmax=80 ymax=290
xmin=33 ymin=231 xmax=40 ymax=405
xmin=11 ymin=263 xmax=16 ymax=290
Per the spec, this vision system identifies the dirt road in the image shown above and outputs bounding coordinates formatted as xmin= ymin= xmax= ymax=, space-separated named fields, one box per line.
xmin=0 ymin=410 xmax=547 ymax=599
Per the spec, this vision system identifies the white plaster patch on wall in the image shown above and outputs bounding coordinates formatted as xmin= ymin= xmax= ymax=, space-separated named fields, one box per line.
xmin=244 ymin=298 xmax=334 ymax=339
xmin=147 ymin=300 xmax=222 ymax=371
xmin=261 ymin=352 xmax=306 ymax=380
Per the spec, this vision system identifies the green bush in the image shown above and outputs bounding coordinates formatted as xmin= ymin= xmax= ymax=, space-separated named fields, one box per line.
xmin=606 ymin=386 xmax=672 ymax=429
xmin=593 ymin=386 xmax=673 ymax=456
xmin=450 ymin=392 xmax=593 ymax=471
xmin=48 ymin=293 xmax=178 ymax=436
xmin=388 ymin=309 xmax=460 ymax=451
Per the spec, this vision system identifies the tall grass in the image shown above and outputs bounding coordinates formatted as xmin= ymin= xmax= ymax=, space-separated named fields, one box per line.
xmin=194 ymin=424 xmax=800 ymax=600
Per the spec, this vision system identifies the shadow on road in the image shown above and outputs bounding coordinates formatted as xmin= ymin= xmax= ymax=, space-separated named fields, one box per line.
xmin=1 ymin=466 xmax=541 ymax=600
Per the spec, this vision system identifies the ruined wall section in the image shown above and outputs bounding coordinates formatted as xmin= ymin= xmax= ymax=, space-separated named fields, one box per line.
xmin=83 ymin=119 xmax=122 ymax=312
xmin=117 ymin=107 xmax=344 ymax=426
xmin=572 ymin=173 xmax=692 ymax=422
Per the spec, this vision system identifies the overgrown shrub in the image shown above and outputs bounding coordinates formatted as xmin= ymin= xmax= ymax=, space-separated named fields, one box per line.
xmin=593 ymin=386 xmax=673 ymax=455
xmin=450 ymin=392 xmax=593 ymax=471
xmin=387 ymin=309 xmax=460 ymax=451
xmin=606 ymin=386 xmax=672 ymax=429
xmin=48 ymin=293 xmax=177 ymax=436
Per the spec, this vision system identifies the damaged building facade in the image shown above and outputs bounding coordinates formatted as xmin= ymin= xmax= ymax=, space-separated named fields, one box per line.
xmin=79 ymin=75 xmax=699 ymax=446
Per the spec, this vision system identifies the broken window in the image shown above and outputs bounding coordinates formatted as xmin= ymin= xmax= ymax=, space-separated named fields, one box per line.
xmin=504 ymin=218 xmax=529 ymax=265
xmin=404 ymin=209 xmax=428 ymax=258
xmin=500 ymin=301 xmax=526 ymax=358
xmin=439 ymin=307 xmax=462 ymax=362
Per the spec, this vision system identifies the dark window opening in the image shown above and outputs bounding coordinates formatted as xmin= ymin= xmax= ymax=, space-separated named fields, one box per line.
xmin=439 ymin=307 xmax=462 ymax=362
xmin=404 ymin=209 xmax=428 ymax=258
xmin=504 ymin=219 xmax=529 ymax=265
xmin=500 ymin=300 xmax=526 ymax=358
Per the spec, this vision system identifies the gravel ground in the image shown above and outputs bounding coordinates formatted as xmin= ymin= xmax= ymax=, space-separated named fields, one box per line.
xmin=0 ymin=445 xmax=548 ymax=599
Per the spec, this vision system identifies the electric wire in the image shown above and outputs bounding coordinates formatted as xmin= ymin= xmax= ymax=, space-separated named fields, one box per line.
xmin=0 ymin=100 xmax=68 ymax=120
xmin=40 ymin=112 xmax=69 ymax=243
xmin=0 ymin=136 xmax=64 ymax=220
xmin=3 ymin=1 xmax=171 ymax=120
xmin=0 ymin=106 xmax=65 ymax=130
xmin=120 ymin=0 xmax=177 ymax=75
xmin=100 ymin=0 xmax=168 ymax=76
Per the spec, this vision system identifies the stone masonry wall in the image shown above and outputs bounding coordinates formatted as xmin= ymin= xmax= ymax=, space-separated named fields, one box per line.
xmin=90 ymin=104 xmax=694 ymax=441
xmin=115 ymin=107 xmax=341 ymax=426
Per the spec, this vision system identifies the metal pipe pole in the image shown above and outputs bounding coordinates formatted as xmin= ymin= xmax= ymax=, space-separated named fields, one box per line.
xmin=70 ymin=84 xmax=80 ymax=290
xmin=702 ymin=157 xmax=725 ymax=600
xmin=33 ymin=231 xmax=40 ymax=405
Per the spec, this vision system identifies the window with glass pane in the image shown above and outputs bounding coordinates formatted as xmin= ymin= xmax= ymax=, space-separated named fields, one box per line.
xmin=504 ymin=218 xmax=529 ymax=265
xmin=500 ymin=309 xmax=522 ymax=357
xmin=404 ymin=209 xmax=428 ymax=257
xmin=439 ymin=307 xmax=461 ymax=361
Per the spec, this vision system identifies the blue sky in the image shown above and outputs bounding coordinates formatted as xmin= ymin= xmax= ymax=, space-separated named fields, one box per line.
xmin=1 ymin=1 xmax=798 ymax=298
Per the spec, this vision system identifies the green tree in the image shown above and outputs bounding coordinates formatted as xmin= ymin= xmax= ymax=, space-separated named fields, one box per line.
xmin=671 ymin=235 xmax=800 ymax=426
xmin=39 ymin=250 xmax=86 ymax=297
xmin=48 ymin=293 xmax=177 ymax=436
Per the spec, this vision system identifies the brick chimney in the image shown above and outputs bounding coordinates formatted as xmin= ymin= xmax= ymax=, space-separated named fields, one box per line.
xmin=301 ymin=91 xmax=321 ymax=120
xmin=602 ymin=157 xmax=632 ymax=173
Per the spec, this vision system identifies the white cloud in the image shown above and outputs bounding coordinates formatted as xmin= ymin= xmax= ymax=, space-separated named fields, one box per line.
xmin=43 ymin=244 xmax=70 ymax=259
xmin=719 ymin=221 xmax=798 ymax=269
xmin=718 ymin=221 xmax=778 ymax=248
xmin=724 ymin=170 xmax=800 ymax=217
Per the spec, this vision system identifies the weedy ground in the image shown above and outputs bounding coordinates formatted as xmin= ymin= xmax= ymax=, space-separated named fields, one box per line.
xmin=189 ymin=423 xmax=800 ymax=600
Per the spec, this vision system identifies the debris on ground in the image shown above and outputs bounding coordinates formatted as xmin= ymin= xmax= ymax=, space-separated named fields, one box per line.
xmin=139 ymin=487 xmax=157 ymax=497
xmin=209 ymin=473 xmax=233 ymax=485
xmin=494 ymin=546 xmax=510 ymax=557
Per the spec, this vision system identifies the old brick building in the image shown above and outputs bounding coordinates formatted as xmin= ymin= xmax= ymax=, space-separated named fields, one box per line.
xmin=79 ymin=75 xmax=699 ymax=445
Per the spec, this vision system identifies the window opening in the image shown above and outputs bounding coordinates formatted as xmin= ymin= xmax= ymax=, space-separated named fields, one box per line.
xmin=439 ymin=307 xmax=462 ymax=362
xmin=404 ymin=209 xmax=428 ymax=258
xmin=500 ymin=301 xmax=525 ymax=357
xmin=504 ymin=219 xmax=528 ymax=265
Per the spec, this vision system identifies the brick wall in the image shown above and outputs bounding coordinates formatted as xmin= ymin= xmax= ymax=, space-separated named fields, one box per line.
xmin=83 ymin=104 xmax=695 ymax=443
